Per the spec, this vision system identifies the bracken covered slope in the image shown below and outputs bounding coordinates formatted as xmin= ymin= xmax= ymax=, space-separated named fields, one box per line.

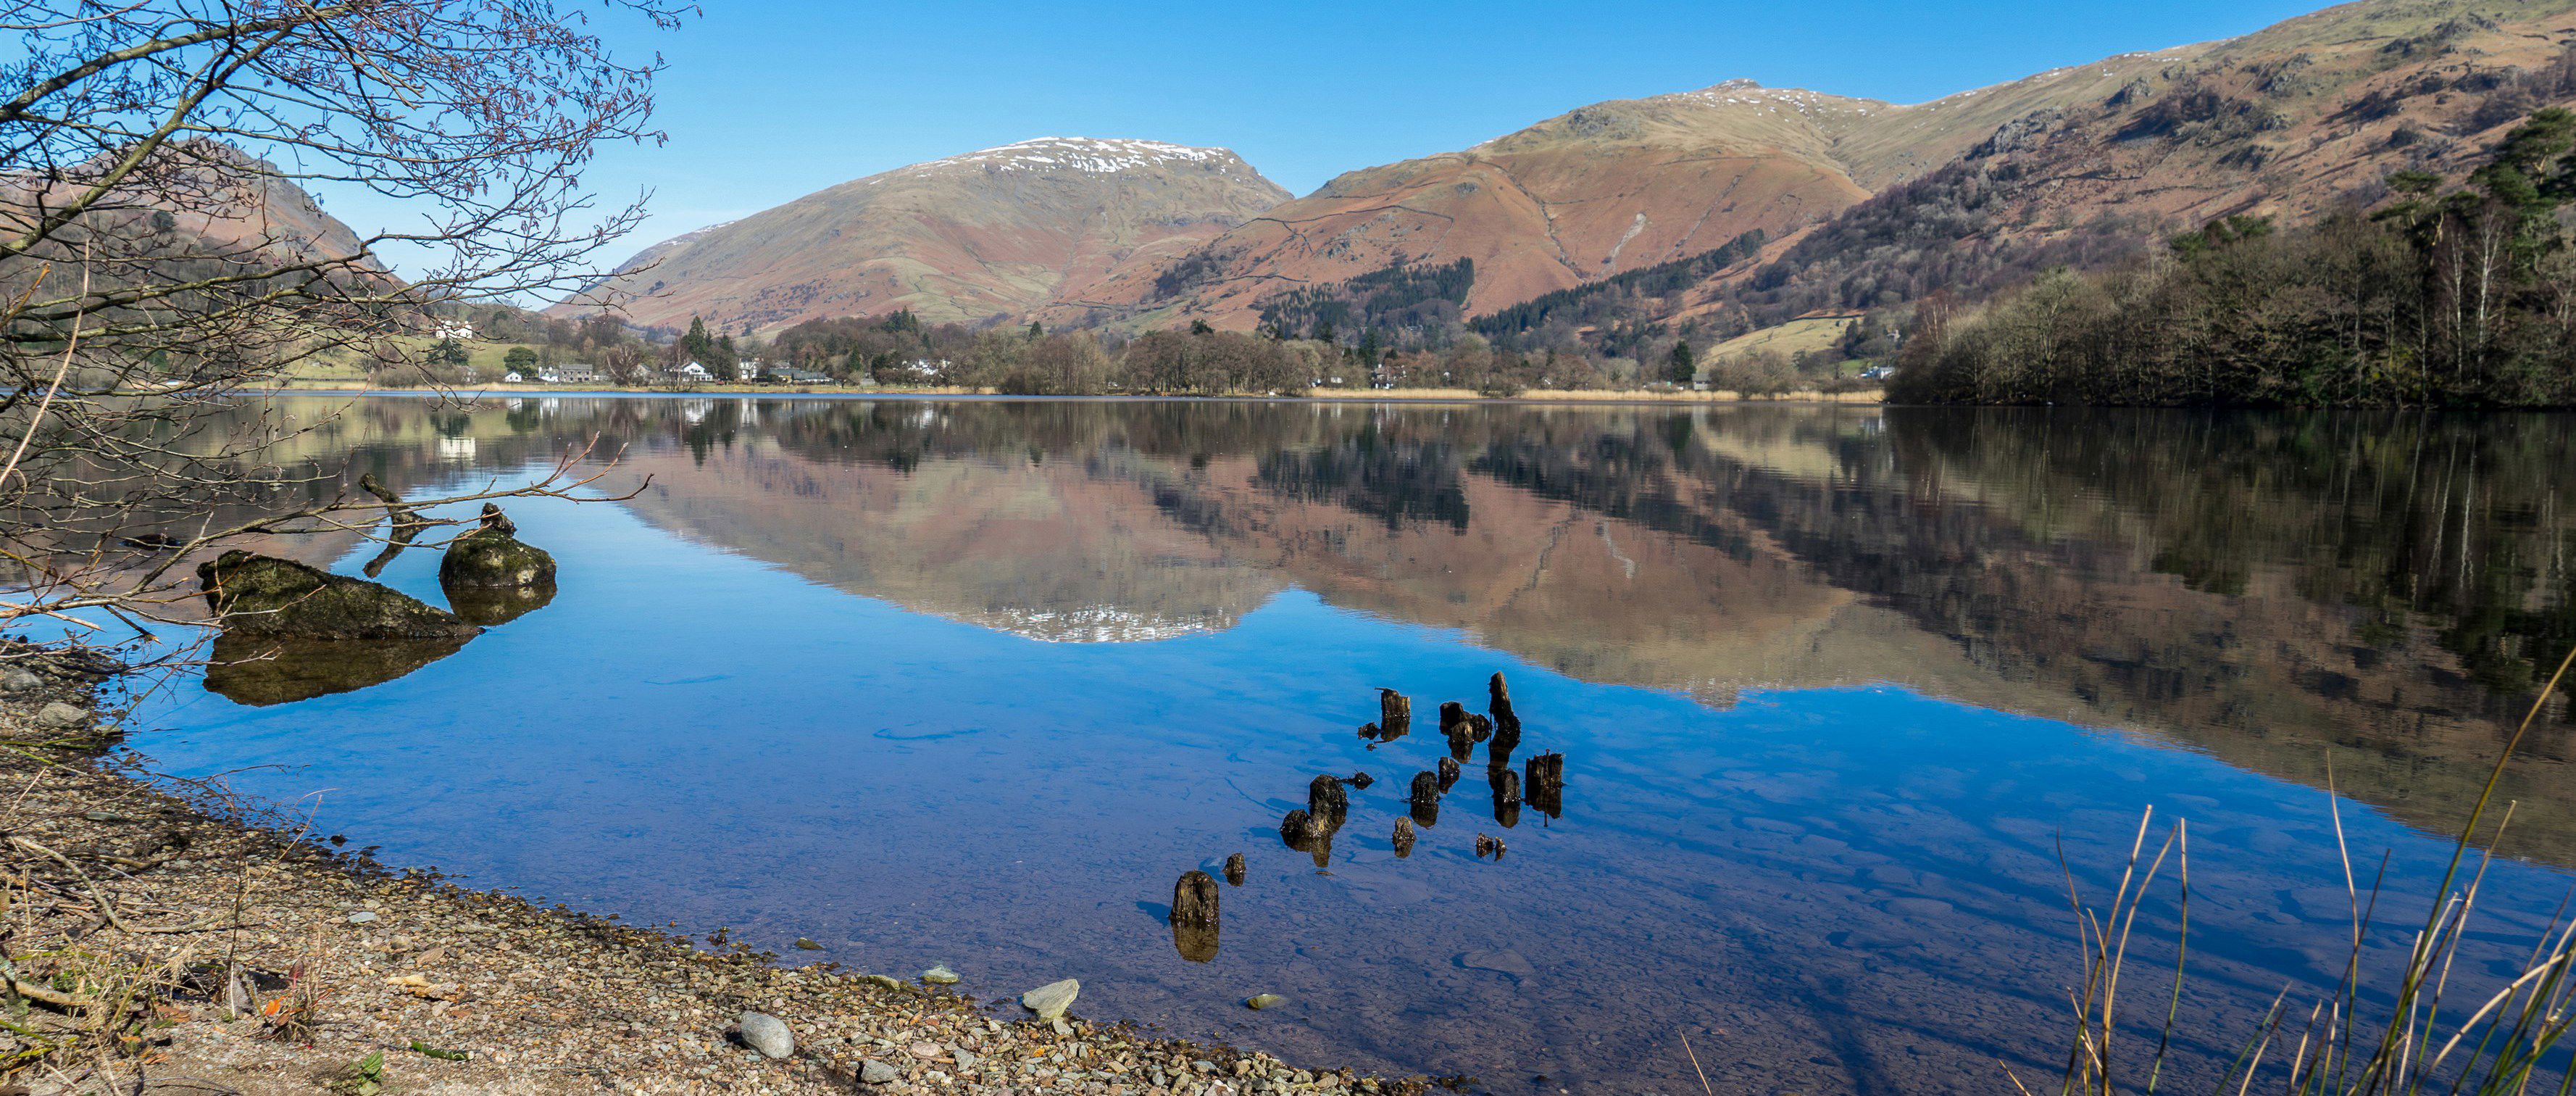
xmin=1132 ymin=0 xmax=2576 ymax=333
xmin=552 ymin=138 xmax=1291 ymax=333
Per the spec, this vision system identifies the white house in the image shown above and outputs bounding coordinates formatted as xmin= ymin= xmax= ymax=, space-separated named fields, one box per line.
xmin=501 ymin=370 xmax=525 ymax=383
xmin=433 ymin=320 xmax=475 ymax=340
xmin=672 ymin=360 xmax=711 ymax=381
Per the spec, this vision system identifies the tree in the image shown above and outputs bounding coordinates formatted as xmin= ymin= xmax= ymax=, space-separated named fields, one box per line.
xmin=428 ymin=339 xmax=473 ymax=370
xmin=0 ymin=0 xmax=677 ymax=662
xmin=504 ymin=347 xmax=540 ymax=374
xmin=1667 ymin=339 xmax=1696 ymax=384
xmin=1026 ymin=320 xmax=1045 ymax=340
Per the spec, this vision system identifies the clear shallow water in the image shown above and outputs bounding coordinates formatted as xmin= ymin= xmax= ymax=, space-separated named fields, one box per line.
xmin=115 ymin=397 xmax=2576 ymax=1094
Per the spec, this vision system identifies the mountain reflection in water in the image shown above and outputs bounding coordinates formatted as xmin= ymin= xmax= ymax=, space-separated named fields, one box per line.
xmin=136 ymin=394 xmax=2576 ymax=1095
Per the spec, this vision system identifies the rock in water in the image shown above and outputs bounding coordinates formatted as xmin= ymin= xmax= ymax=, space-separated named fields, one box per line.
xmin=1022 ymin=979 xmax=1080 ymax=1021
xmin=1467 ymin=713 xmax=1493 ymax=743
xmin=1377 ymin=688 xmax=1412 ymax=741
xmin=1223 ymin=853 xmax=1246 ymax=886
xmin=1349 ymin=771 xmax=1375 ymax=790
xmin=1307 ymin=773 xmax=1349 ymax=830
xmin=737 ymin=1010 xmax=794 ymax=1059
xmin=1245 ymin=994 xmax=1284 ymax=1010
xmin=1392 ymin=816 xmax=1417 ymax=858
xmin=1172 ymin=870 xmax=1220 ymax=926
xmin=1475 ymin=834 xmax=1508 ymax=860
xmin=196 ymin=552 xmax=480 ymax=640
xmin=1437 ymin=755 xmax=1462 ymax=792
xmin=1438 ymin=700 xmax=1468 ymax=735
xmin=922 ymin=966 xmax=960 ymax=984
xmin=439 ymin=526 xmax=557 ymax=590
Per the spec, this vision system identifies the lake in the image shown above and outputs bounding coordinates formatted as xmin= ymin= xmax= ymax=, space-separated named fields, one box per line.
xmin=121 ymin=395 xmax=2576 ymax=1094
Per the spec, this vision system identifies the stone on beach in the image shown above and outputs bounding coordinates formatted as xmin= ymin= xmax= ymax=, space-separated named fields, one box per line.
xmin=0 ymin=666 xmax=41 ymax=693
xmin=860 ymin=1058 xmax=901 ymax=1084
xmin=33 ymin=702 xmax=90 ymax=731
xmin=1022 ymin=979 xmax=1080 ymax=1021
xmin=736 ymin=1010 xmax=794 ymax=1059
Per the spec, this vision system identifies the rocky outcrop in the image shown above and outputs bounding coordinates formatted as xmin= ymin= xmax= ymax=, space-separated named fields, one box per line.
xmin=196 ymin=552 xmax=479 ymax=641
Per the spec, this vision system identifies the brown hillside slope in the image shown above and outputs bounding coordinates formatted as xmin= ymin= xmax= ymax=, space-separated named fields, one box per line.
xmin=551 ymin=138 xmax=1291 ymax=333
xmin=1587 ymin=0 xmax=2576 ymax=334
xmin=1140 ymin=0 xmax=2576 ymax=335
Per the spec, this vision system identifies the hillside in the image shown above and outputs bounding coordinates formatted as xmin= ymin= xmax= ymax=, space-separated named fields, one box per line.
xmin=551 ymin=138 xmax=1291 ymax=334
xmin=1120 ymin=0 xmax=2576 ymax=344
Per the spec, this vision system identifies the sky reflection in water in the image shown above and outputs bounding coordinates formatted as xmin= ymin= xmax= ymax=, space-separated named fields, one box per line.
xmin=125 ymin=397 xmax=2576 ymax=1095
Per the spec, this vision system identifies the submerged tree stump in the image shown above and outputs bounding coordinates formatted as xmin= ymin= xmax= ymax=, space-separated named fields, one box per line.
xmin=1527 ymin=751 xmax=1566 ymax=818
xmin=1308 ymin=773 xmax=1349 ymax=831
xmin=1489 ymin=672 xmax=1522 ymax=758
xmin=1392 ymin=816 xmax=1417 ymax=858
xmin=1378 ymin=689 xmax=1412 ymax=741
xmin=1491 ymin=766 xmax=1522 ymax=829
xmin=1223 ymin=853 xmax=1246 ymax=887
xmin=1279 ymin=809 xmax=1312 ymax=850
xmin=1437 ymin=755 xmax=1462 ymax=792
xmin=1172 ymin=870 xmax=1220 ymax=927
xmin=1408 ymin=771 xmax=1441 ymax=828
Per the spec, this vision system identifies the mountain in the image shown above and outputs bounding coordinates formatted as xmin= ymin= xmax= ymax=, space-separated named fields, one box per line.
xmin=551 ymin=138 xmax=1291 ymax=334
xmin=1104 ymin=59 xmax=2188 ymax=331
xmin=1128 ymin=0 xmax=2576 ymax=339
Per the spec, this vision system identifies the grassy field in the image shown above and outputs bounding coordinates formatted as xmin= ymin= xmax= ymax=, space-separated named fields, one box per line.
xmin=1707 ymin=315 xmax=1862 ymax=363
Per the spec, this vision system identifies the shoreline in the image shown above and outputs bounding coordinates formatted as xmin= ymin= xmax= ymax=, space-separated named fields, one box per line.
xmin=0 ymin=664 xmax=1414 ymax=1095
xmin=263 ymin=382 xmax=1885 ymax=406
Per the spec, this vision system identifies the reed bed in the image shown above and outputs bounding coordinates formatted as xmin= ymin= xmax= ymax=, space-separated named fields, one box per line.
xmin=2041 ymin=647 xmax=2576 ymax=1096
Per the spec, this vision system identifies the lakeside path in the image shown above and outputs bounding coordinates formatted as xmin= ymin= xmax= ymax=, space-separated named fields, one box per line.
xmin=0 ymin=663 xmax=1422 ymax=1096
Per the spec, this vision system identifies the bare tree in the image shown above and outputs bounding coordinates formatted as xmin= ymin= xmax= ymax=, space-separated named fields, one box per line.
xmin=0 ymin=0 xmax=678 ymax=661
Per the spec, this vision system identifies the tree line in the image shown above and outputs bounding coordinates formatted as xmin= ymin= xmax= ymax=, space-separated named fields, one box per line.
xmin=1891 ymin=108 xmax=2576 ymax=407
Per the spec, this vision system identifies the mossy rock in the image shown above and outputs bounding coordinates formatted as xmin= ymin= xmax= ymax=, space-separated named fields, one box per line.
xmin=196 ymin=552 xmax=480 ymax=641
xmin=439 ymin=529 xmax=557 ymax=590
xmin=203 ymin=633 xmax=472 ymax=707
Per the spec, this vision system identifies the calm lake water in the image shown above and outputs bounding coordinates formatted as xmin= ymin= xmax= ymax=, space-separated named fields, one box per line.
xmin=117 ymin=396 xmax=2576 ymax=1094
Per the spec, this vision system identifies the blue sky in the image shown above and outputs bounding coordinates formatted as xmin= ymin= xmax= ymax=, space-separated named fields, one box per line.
xmin=375 ymin=0 xmax=2335 ymax=273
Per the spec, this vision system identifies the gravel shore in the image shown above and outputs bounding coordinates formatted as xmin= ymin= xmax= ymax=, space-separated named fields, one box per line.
xmin=0 ymin=660 xmax=1421 ymax=1096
